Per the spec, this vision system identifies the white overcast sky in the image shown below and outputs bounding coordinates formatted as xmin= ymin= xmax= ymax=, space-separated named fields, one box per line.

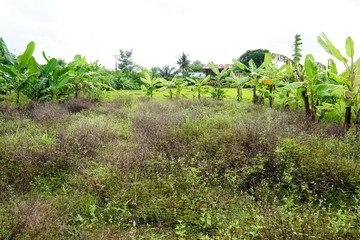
xmin=1 ymin=0 xmax=360 ymax=70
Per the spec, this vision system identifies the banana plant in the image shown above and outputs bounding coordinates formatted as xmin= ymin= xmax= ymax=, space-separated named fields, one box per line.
xmin=187 ymin=75 xmax=211 ymax=100
xmin=208 ymin=62 xmax=231 ymax=100
xmin=318 ymin=33 xmax=360 ymax=128
xmin=303 ymin=54 xmax=343 ymax=118
xmin=67 ymin=55 xmax=90 ymax=98
xmin=23 ymin=54 xmax=72 ymax=101
xmin=158 ymin=75 xmax=187 ymax=100
xmin=257 ymin=53 xmax=290 ymax=107
xmin=0 ymin=40 xmax=36 ymax=107
xmin=229 ymin=72 xmax=250 ymax=102
xmin=233 ymin=58 xmax=264 ymax=104
xmin=279 ymin=54 xmax=342 ymax=119
xmin=140 ymin=70 xmax=161 ymax=97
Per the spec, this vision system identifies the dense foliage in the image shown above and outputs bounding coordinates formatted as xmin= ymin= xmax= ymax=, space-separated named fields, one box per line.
xmin=237 ymin=49 xmax=270 ymax=70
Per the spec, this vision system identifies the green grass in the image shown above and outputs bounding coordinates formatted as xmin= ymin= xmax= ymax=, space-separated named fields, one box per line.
xmin=105 ymin=87 xmax=254 ymax=101
xmin=0 ymin=96 xmax=359 ymax=239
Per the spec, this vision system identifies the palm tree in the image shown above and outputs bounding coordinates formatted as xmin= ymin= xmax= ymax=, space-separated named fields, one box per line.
xmin=158 ymin=65 xmax=176 ymax=80
xmin=176 ymin=52 xmax=191 ymax=78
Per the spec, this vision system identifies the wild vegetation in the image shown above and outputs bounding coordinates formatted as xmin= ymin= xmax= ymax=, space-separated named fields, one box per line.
xmin=1 ymin=34 xmax=360 ymax=238
xmin=0 ymin=96 xmax=359 ymax=239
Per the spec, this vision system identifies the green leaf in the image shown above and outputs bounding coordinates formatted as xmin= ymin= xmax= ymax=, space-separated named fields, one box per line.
xmin=0 ymin=37 xmax=16 ymax=65
xmin=328 ymin=71 xmax=344 ymax=83
xmin=311 ymin=84 xmax=343 ymax=96
xmin=354 ymin=58 xmax=360 ymax=91
xmin=208 ymin=62 xmax=220 ymax=75
xmin=0 ymin=64 xmax=16 ymax=77
xmin=263 ymin=53 xmax=272 ymax=64
xmin=17 ymin=41 xmax=36 ymax=70
xmin=42 ymin=51 xmax=50 ymax=62
xmin=248 ymin=59 xmax=257 ymax=71
xmin=304 ymin=54 xmax=318 ymax=80
xmin=43 ymin=58 xmax=59 ymax=77
xmin=328 ymin=59 xmax=338 ymax=74
xmin=27 ymin=56 xmax=40 ymax=74
xmin=317 ymin=33 xmax=347 ymax=63
xmin=56 ymin=75 xmax=70 ymax=88
xmin=345 ymin=37 xmax=354 ymax=59
xmin=282 ymin=82 xmax=304 ymax=90
xmin=233 ymin=59 xmax=248 ymax=70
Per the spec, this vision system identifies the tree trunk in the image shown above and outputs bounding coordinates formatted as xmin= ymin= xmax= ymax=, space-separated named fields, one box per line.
xmin=302 ymin=90 xmax=311 ymax=116
xmin=269 ymin=85 xmax=274 ymax=108
xmin=345 ymin=106 xmax=352 ymax=130
xmin=253 ymin=86 xmax=258 ymax=104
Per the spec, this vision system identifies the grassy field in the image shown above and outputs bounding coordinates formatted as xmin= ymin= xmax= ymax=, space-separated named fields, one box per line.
xmin=0 ymin=96 xmax=359 ymax=239
xmin=106 ymin=87 xmax=254 ymax=102
xmin=106 ymin=87 xmax=344 ymax=121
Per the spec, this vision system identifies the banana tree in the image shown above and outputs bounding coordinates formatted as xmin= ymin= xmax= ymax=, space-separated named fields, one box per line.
xmin=279 ymin=54 xmax=342 ymax=119
xmin=158 ymin=75 xmax=187 ymax=100
xmin=208 ymin=62 xmax=232 ymax=100
xmin=187 ymin=75 xmax=211 ymax=100
xmin=0 ymin=40 xmax=36 ymax=107
xmin=24 ymin=54 xmax=72 ymax=101
xmin=318 ymin=33 xmax=360 ymax=128
xmin=303 ymin=54 xmax=343 ymax=119
xmin=229 ymin=72 xmax=250 ymax=102
xmin=257 ymin=53 xmax=291 ymax=107
xmin=67 ymin=55 xmax=90 ymax=98
xmin=140 ymin=70 xmax=160 ymax=98
xmin=233 ymin=59 xmax=264 ymax=104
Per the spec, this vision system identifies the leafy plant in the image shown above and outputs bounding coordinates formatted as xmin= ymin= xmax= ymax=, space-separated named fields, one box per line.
xmin=140 ymin=70 xmax=160 ymax=97
xmin=208 ymin=62 xmax=231 ymax=100
xmin=158 ymin=75 xmax=187 ymax=100
xmin=318 ymin=33 xmax=360 ymax=129
xmin=230 ymin=72 xmax=249 ymax=102
xmin=0 ymin=40 xmax=36 ymax=107
xmin=187 ymin=75 xmax=211 ymax=100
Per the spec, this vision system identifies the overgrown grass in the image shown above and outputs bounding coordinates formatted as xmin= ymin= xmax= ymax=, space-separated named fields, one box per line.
xmin=0 ymin=96 xmax=359 ymax=239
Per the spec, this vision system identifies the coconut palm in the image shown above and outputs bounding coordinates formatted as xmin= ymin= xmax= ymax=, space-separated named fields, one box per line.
xmin=176 ymin=52 xmax=191 ymax=78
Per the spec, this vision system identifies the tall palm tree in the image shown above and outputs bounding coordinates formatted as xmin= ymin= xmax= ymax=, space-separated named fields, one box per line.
xmin=176 ymin=52 xmax=191 ymax=78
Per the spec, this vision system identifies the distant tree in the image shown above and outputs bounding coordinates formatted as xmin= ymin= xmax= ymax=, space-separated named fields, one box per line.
xmin=149 ymin=67 xmax=159 ymax=79
xmin=158 ymin=65 xmax=176 ymax=80
xmin=237 ymin=49 xmax=269 ymax=70
xmin=116 ymin=49 xmax=134 ymax=72
xmin=190 ymin=60 xmax=205 ymax=73
xmin=176 ymin=52 xmax=191 ymax=77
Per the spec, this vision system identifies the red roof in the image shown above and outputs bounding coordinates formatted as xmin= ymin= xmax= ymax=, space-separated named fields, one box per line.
xmin=202 ymin=64 xmax=233 ymax=69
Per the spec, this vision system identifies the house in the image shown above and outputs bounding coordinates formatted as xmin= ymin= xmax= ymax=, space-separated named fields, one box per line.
xmin=202 ymin=64 xmax=234 ymax=77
